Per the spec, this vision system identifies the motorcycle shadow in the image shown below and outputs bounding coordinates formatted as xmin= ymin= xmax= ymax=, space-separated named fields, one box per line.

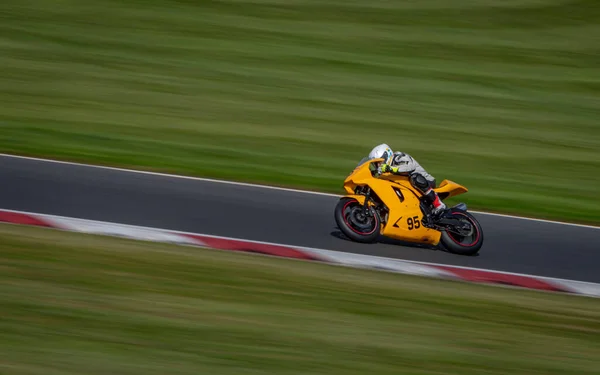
xmin=330 ymin=229 xmax=452 ymax=254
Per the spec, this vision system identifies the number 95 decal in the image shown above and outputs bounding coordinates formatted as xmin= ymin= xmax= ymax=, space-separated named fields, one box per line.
xmin=407 ymin=216 xmax=421 ymax=230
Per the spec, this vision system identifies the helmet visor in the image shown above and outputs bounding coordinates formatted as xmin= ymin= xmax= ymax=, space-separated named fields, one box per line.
xmin=381 ymin=149 xmax=392 ymax=164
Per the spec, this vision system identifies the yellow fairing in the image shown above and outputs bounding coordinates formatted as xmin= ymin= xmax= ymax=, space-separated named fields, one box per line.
xmin=377 ymin=182 xmax=442 ymax=245
xmin=342 ymin=158 xmax=443 ymax=246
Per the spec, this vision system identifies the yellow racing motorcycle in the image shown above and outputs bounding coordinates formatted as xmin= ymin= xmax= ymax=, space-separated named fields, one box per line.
xmin=334 ymin=157 xmax=484 ymax=255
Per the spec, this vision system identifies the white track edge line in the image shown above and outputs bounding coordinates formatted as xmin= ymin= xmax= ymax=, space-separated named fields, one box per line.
xmin=1 ymin=153 xmax=598 ymax=230
xmin=2 ymin=207 xmax=599 ymax=291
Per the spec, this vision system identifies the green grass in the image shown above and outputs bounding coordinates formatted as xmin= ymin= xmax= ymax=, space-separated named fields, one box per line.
xmin=1 ymin=0 xmax=599 ymax=224
xmin=2 ymin=223 xmax=600 ymax=374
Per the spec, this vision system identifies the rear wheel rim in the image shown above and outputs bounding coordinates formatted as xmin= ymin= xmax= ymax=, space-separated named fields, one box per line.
xmin=342 ymin=201 xmax=378 ymax=235
xmin=446 ymin=212 xmax=480 ymax=247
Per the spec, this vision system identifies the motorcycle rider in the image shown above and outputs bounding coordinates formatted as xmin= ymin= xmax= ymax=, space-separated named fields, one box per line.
xmin=367 ymin=143 xmax=447 ymax=215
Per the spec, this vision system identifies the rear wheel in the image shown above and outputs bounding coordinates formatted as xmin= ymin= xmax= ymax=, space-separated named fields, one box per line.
xmin=334 ymin=197 xmax=381 ymax=243
xmin=440 ymin=211 xmax=484 ymax=255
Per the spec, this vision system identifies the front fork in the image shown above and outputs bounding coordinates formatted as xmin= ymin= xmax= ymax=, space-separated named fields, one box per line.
xmin=360 ymin=188 xmax=382 ymax=225
xmin=362 ymin=188 xmax=371 ymax=215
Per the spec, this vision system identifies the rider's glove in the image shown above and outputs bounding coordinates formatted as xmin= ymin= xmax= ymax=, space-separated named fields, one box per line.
xmin=378 ymin=163 xmax=392 ymax=174
xmin=378 ymin=163 xmax=400 ymax=175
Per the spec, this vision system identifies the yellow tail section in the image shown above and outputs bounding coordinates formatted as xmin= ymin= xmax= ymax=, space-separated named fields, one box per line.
xmin=434 ymin=179 xmax=468 ymax=199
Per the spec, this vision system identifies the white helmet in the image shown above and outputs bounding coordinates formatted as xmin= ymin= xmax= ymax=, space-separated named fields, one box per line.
xmin=368 ymin=143 xmax=393 ymax=164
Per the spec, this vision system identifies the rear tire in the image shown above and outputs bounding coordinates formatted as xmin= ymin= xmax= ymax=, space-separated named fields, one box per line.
xmin=440 ymin=211 xmax=484 ymax=255
xmin=334 ymin=197 xmax=381 ymax=243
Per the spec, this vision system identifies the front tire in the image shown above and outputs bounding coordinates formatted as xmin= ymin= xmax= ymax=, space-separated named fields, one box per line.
xmin=334 ymin=197 xmax=381 ymax=243
xmin=440 ymin=211 xmax=484 ymax=255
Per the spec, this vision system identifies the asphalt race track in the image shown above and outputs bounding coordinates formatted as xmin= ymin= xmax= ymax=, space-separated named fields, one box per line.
xmin=1 ymin=155 xmax=599 ymax=283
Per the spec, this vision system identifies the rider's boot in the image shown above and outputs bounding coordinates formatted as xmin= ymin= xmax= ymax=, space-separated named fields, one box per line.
xmin=424 ymin=189 xmax=447 ymax=216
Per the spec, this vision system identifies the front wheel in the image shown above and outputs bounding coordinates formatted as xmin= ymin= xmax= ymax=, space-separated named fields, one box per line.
xmin=440 ymin=211 xmax=484 ymax=255
xmin=334 ymin=197 xmax=381 ymax=243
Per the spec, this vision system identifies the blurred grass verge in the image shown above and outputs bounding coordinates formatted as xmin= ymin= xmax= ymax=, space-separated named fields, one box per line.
xmin=0 ymin=0 xmax=598 ymax=224
xmin=2 ymin=223 xmax=600 ymax=375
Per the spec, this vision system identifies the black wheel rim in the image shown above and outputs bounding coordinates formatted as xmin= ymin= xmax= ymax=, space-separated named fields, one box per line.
xmin=342 ymin=201 xmax=378 ymax=235
xmin=446 ymin=212 xmax=480 ymax=247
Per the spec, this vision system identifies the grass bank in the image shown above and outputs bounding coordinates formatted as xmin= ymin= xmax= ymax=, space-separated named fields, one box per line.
xmin=1 ymin=0 xmax=599 ymax=224
xmin=2 ymin=223 xmax=600 ymax=374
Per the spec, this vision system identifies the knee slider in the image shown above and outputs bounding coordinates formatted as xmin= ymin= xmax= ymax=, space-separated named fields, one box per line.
xmin=410 ymin=173 xmax=430 ymax=192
